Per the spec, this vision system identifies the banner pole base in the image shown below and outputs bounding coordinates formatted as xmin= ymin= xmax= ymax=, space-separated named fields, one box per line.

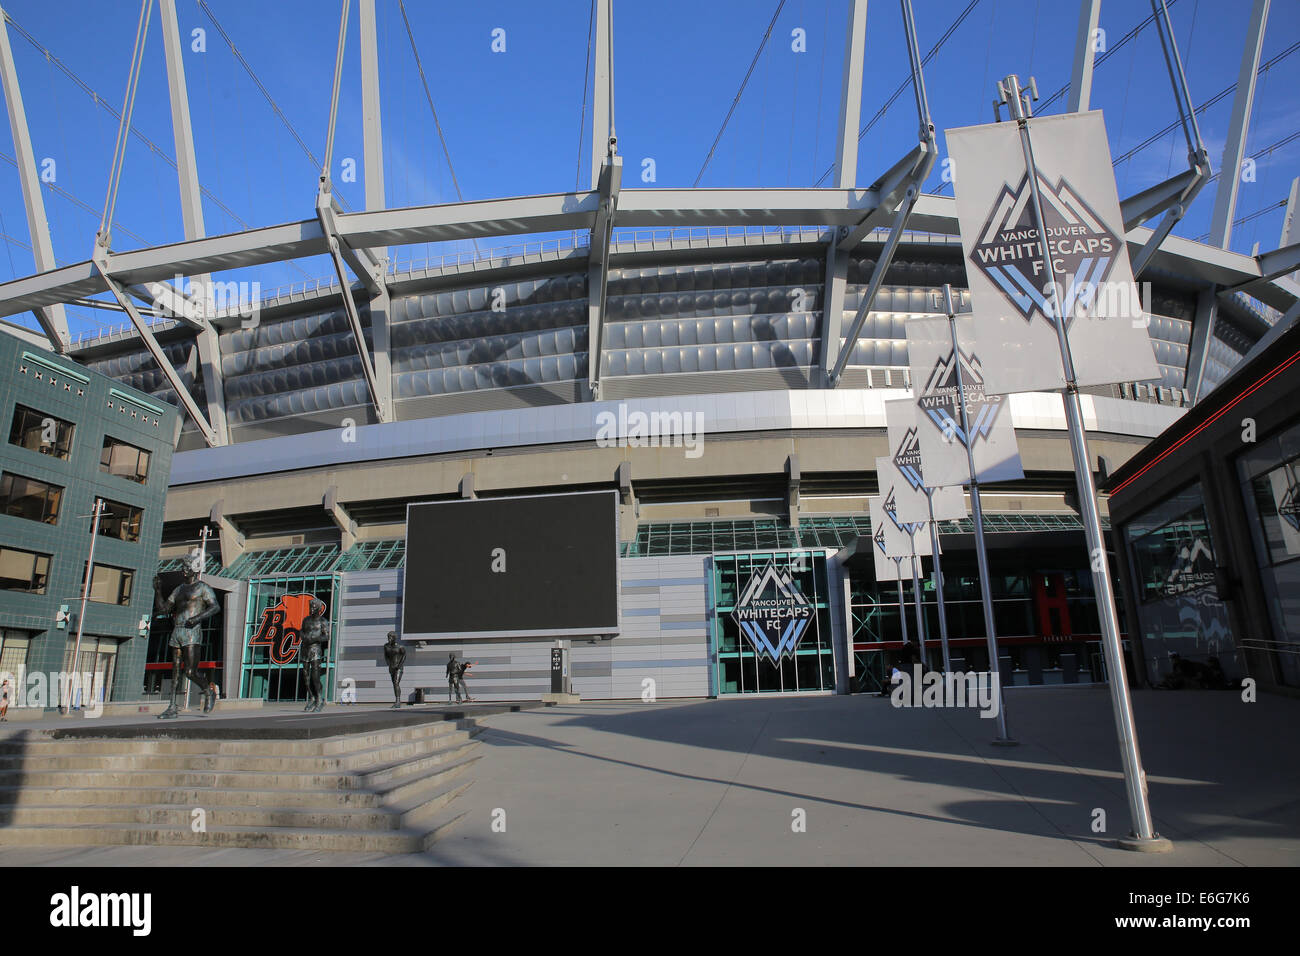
xmin=1117 ymin=833 xmax=1174 ymax=853
xmin=990 ymin=736 xmax=1019 ymax=747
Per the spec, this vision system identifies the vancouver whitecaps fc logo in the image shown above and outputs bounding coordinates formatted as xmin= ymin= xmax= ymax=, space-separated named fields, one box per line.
xmin=972 ymin=170 xmax=1119 ymax=328
xmin=1280 ymin=483 xmax=1300 ymax=532
xmin=917 ymin=347 xmax=1005 ymax=450
xmin=873 ymin=521 xmax=889 ymax=556
xmin=881 ymin=485 xmax=921 ymax=535
xmin=731 ymin=562 xmax=815 ymax=661
xmin=892 ymin=427 xmax=925 ymax=491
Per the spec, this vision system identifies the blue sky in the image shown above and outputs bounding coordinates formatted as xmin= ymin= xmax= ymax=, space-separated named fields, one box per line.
xmin=0 ymin=0 xmax=1296 ymax=339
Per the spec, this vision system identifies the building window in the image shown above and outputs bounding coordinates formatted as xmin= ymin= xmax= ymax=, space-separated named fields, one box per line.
xmin=96 ymin=500 xmax=143 ymax=543
xmin=100 ymin=436 xmax=151 ymax=484
xmin=0 ymin=472 xmax=63 ymax=524
xmin=8 ymin=404 xmax=74 ymax=460
xmin=86 ymin=563 xmax=134 ymax=606
xmin=0 ymin=546 xmax=51 ymax=594
xmin=0 ymin=631 xmax=33 ymax=706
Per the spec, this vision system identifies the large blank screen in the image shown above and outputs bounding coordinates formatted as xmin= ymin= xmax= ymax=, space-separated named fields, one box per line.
xmin=401 ymin=491 xmax=620 ymax=640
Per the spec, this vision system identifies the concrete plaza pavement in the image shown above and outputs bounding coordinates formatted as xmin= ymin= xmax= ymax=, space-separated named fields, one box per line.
xmin=0 ymin=686 xmax=1295 ymax=866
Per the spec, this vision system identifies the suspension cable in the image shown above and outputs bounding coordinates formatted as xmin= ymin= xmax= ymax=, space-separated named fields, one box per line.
xmin=814 ymin=0 xmax=980 ymax=187
xmin=693 ymin=0 xmax=787 ymax=188
xmin=197 ymin=0 xmax=350 ymax=212
xmin=1113 ymin=41 xmax=1299 ymax=169
xmin=396 ymin=0 xmax=479 ymax=256
xmin=100 ymin=0 xmax=152 ymax=245
xmin=575 ymin=0 xmax=595 ymax=192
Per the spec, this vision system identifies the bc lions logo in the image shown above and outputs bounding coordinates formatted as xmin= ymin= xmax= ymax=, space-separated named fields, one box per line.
xmin=247 ymin=594 xmax=320 ymax=665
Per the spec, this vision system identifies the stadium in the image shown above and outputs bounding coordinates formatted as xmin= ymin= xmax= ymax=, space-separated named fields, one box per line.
xmin=0 ymin=0 xmax=1297 ymax=708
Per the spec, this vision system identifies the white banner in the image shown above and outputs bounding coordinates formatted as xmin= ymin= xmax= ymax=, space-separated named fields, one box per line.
xmin=884 ymin=397 xmax=968 ymax=522
xmin=876 ymin=455 xmax=933 ymax=556
xmin=945 ymin=110 xmax=1161 ymax=394
xmin=904 ymin=316 xmax=1025 ymax=486
xmin=868 ymin=496 xmax=904 ymax=582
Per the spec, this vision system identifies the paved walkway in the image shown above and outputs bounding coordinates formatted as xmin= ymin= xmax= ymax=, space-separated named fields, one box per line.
xmin=1 ymin=687 xmax=1295 ymax=866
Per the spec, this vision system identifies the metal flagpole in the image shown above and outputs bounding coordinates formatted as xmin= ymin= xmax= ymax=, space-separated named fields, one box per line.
xmin=892 ymin=556 xmax=909 ymax=646
xmin=926 ymin=489 xmax=952 ymax=672
xmin=996 ymin=73 xmax=1165 ymax=847
xmin=66 ymin=498 xmax=105 ymax=714
xmin=908 ymin=538 xmax=926 ymax=667
xmin=943 ymin=285 xmax=1014 ymax=744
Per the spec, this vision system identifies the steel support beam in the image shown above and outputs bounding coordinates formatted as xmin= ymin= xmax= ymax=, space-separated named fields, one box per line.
xmin=590 ymin=0 xmax=611 ymax=192
xmin=357 ymin=0 xmax=394 ymax=426
xmin=1067 ymin=0 xmax=1101 ymax=112
xmin=317 ymin=191 xmax=391 ymax=422
xmin=1210 ymin=0 xmax=1269 ymax=249
xmin=160 ymin=0 xmax=228 ymax=445
xmin=1121 ymin=167 xmax=1202 ymax=231
xmin=835 ymin=142 xmax=929 ymax=252
xmin=828 ymin=185 xmax=919 ymax=387
xmin=91 ymin=251 xmax=220 ymax=446
xmin=832 ymin=0 xmax=868 ymax=191
xmin=0 ymin=6 xmax=69 ymax=350
xmin=1184 ymin=287 xmax=1218 ymax=403
xmin=826 ymin=0 xmax=934 ymax=388
xmin=818 ymin=0 xmax=869 ymax=384
xmin=586 ymin=155 xmax=622 ymax=399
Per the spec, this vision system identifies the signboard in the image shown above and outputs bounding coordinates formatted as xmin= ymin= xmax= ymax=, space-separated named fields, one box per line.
xmin=945 ymin=110 xmax=1160 ymax=394
xmin=904 ymin=315 xmax=1025 ymax=486
xmin=883 ymin=398 xmax=968 ymax=523
xmin=875 ymin=459 xmax=933 ymax=558
xmin=247 ymin=593 xmax=317 ymax=665
xmin=868 ymin=496 xmax=904 ymax=583
xmin=402 ymin=491 xmax=620 ymax=641
xmin=876 ymin=455 xmax=943 ymax=542
xmin=730 ymin=562 xmax=815 ymax=660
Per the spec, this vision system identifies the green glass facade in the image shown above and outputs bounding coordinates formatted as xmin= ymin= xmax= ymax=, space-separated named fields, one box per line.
xmin=710 ymin=550 xmax=835 ymax=694
xmin=239 ymin=574 xmax=339 ymax=702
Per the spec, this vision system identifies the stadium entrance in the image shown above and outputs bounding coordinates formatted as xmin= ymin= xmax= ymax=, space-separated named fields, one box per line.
xmin=710 ymin=550 xmax=836 ymax=694
xmin=240 ymin=575 xmax=339 ymax=702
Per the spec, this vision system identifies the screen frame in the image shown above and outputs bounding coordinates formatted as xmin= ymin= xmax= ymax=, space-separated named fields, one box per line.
xmin=400 ymin=489 xmax=622 ymax=642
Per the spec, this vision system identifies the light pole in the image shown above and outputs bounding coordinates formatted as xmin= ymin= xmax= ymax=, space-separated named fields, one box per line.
xmin=995 ymin=73 xmax=1166 ymax=849
xmin=943 ymin=285 xmax=1014 ymax=745
xmin=65 ymin=497 xmax=105 ymax=715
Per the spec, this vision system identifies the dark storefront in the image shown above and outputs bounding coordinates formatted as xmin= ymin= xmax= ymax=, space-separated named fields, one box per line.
xmin=840 ymin=530 xmax=1131 ymax=694
xmin=1108 ymin=320 xmax=1300 ymax=695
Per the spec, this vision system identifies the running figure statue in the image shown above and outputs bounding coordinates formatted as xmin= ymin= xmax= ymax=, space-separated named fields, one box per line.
xmin=153 ymin=550 xmax=220 ymax=719
xmin=383 ymin=631 xmax=406 ymax=709
xmin=300 ymin=599 xmax=330 ymax=712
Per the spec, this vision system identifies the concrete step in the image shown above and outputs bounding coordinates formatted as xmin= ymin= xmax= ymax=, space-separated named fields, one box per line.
xmin=0 ymin=819 xmax=460 ymax=854
xmin=0 ymin=752 xmax=479 ymax=809
xmin=0 ymin=712 xmax=490 ymax=852
xmin=0 ymin=718 xmax=475 ymax=758
xmin=0 ymin=729 xmax=479 ymax=773
xmin=357 ymin=740 xmax=481 ymax=790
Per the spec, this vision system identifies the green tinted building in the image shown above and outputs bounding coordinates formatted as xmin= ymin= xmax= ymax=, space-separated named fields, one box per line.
xmin=0 ymin=328 xmax=176 ymax=709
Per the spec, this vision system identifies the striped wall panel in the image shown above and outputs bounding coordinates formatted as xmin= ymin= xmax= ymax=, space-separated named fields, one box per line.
xmin=336 ymin=556 xmax=712 ymax=703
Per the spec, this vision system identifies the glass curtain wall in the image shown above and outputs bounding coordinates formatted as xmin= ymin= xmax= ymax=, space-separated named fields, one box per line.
xmin=710 ymin=550 xmax=834 ymax=694
xmin=240 ymin=574 xmax=339 ymax=702
xmin=1237 ymin=416 xmax=1300 ymax=687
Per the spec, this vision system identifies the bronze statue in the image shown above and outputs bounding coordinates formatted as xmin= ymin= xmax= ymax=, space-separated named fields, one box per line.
xmin=152 ymin=550 xmax=220 ymax=719
xmin=383 ymin=631 xmax=406 ymax=709
xmin=300 ymin=598 xmax=330 ymax=712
